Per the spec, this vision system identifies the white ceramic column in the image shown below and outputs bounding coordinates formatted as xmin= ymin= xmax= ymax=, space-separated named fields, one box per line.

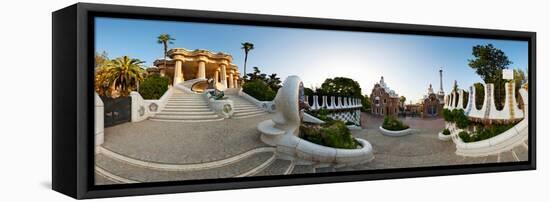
xmin=321 ymin=96 xmax=328 ymax=108
xmin=197 ymin=60 xmax=206 ymax=79
xmin=220 ymin=64 xmax=227 ymax=88
xmin=214 ymin=69 xmax=220 ymax=85
xmin=173 ymin=59 xmax=184 ymax=86
xmin=228 ymin=70 xmax=234 ymax=88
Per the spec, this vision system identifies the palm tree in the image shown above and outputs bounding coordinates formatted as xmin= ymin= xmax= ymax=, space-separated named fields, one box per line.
xmin=267 ymin=73 xmax=282 ymax=91
xmin=157 ymin=34 xmax=175 ymax=69
xmin=241 ymin=42 xmax=254 ymax=78
xmin=102 ymin=56 xmax=146 ymax=97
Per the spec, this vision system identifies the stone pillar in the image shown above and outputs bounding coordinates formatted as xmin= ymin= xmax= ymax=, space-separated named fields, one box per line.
xmin=214 ymin=68 xmax=220 ymax=85
xmin=220 ymin=63 xmax=228 ymax=88
xmin=234 ymin=77 xmax=239 ymax=88
xmin=174 ymin=59 xmax=184 ymax=86
xmin=197 ymin=60 xmax=206 ymax=79
xmin=228 ymin=70 xmax=235 ymax=88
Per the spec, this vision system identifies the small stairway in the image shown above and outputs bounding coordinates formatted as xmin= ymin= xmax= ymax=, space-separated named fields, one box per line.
xmin=227 ymin=95 xmax=268 ymax=119
xmin=150 ymin=89 xmax=223 ymax=122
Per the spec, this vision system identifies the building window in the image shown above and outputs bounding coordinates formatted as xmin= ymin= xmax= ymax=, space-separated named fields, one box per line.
xmin=383 ymin=99 xmax=387 ymax=104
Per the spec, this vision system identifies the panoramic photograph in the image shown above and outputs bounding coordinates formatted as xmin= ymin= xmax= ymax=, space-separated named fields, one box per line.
xmin=93 ymin=17 xmax=529 ymax=185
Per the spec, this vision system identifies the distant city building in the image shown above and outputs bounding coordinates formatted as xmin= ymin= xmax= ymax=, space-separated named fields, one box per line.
xmin=370 ymin=76 xmax=400 ymax=117
xmin=405 ymin=103 xmax=422 ymax=117
xmin=422 ymin=84 xmax=444 ymax=118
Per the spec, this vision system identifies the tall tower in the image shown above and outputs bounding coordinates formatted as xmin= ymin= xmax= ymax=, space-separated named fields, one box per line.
xmin=438 ymin=67 xmax=444 ymax=95
xmin=437 ymin=67 xmax=445 ymax=103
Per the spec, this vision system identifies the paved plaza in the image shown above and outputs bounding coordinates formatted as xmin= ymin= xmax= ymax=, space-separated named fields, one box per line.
xmin=95 ymin=111 xmax=527 ymax=184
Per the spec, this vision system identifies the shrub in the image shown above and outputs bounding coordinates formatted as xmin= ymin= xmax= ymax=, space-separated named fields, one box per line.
xmin=443 ymin=109 xmax=470 ymax=129
xmin=442 ymin=128 xmax=451 ymax=135
xmin=300 ymin=120 xmax=359 ymax=149
xmin=459 ymin=131 xmax=471 ymax=142
xmin=138 ymin=75 xmax=169 ymax=99
xmin=471 ymin=124 xmax=514 ymax=142
xmin=242 ymin=79 xmax=276 ymax=101
xmin=316 ymin=108 xmax=331 ymax=121
xmin=455 ymin=113 xmax=470 ymax=129
xmin=443 ymin=109 xmax=452 ymax=122
xmin=459 ymin=124 xmax=514 ymax=143
xmin=382 ymin=116 xmax=409 ymax=131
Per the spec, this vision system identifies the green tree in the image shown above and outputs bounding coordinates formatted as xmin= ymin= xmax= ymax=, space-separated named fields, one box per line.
xmin=514 ymin=69 xmax=527 ymax=95
xmin=96 ymin=56 xmax=146 ymax=97
xmin=468 ymin=44 xmax=512 ymax=109
xmin=246 ymin=66 xmax=265 ymax=81
xmin=318 ymin=77 xmax=362 ymax=98
xmin=304 ymin=87 xmax=314 ymax=96
xmin=473 ymin=82 xmax=485 ymax=109
xmin=242 ymin=79 xmax=276 ymax=101
xmin=157 ymin=34 xmax=175 ymax=70
xmin=362 ymin=95 xmax=371 ymax=112
xmin=399 ymin=96 xmax=406 ymax=108
xmin=138 ymin=75 xmax=170 ymax=99
xmin=266 ymin=73 xmax=282 ymax=91
xmin=95 ymin=51 xmax=109 ymax=69
xmin=241 ymin=42 xmax=254 ymax=78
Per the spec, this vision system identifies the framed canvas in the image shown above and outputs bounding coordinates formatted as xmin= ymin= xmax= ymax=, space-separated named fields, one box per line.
xmin=52 ymin=3 xmax=536 ymax=199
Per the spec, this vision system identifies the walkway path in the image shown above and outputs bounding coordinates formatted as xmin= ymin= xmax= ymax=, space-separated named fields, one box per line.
xmin=102 ymin=114 xmax=274 ymax=164
xmin=96 ymin=112 xmax=528 ymax=185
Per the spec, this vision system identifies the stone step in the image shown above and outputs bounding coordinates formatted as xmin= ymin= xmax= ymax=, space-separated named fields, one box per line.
xmin=233 ymin=110 xmax=267 ymax=118
xmin=233 ymin=105 xmax=258 ymax=109
xmin=168 ymin=98 xmax=205 ymax=101
xmin=164 ymin=105 xmax=211 ymax=109
xmin=254 ymin=159 xmax=293 ymax=176
xmin=167 ymin=99 xmax=207 ymax=102
xmin=151 ymin=114 xmax=220 ymax=120
xmin=95 ymin=152 xmax=275 ymax=183
xmin=233 ymin=107 xmax=264 ymax=112
xmin=166 ymin=102 xmax=208 ymax=106
xmin=155 ymin=111 xmax=216 ymax=116
xmin=161 ymin=108 xmax=213 ymax=112
xmin=165 ymin=102 xmax=208 ymax=106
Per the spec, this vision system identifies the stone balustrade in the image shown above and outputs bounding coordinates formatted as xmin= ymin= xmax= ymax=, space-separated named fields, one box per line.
xmin=307 ymin=95 xmax=362 ymax=111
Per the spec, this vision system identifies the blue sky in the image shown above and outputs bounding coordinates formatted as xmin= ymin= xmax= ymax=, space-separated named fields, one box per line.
xmin=95 ymin=17 xmax=528 ymax=103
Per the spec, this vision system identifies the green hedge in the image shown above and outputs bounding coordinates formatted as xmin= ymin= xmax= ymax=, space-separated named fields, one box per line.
xmin=300 ymin=120 xmax=359 ymax=149
xmin=443 ymin=109 xmax=470 ymax=129
xmin=459 ymin=124 xmax=514 ymax=142
xmin=242 ymin=79 xmax=276 ymax=101
xmin=382 ymin=116 xmax=409 ymax=131
xmin=442 ymin=128 xmax=451 ymax=135
xmin=138 ymin=75 xmax=170 ymax=99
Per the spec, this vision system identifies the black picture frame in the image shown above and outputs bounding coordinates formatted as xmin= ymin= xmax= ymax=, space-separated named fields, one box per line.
xmin=52 ymin=3 xmax=536 ymax=199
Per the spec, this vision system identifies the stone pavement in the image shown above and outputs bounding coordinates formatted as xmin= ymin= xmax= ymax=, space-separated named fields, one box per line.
xmin=95 ymin=112 xmax=527 ymax=185
xmin=102 ymin=113 xmax=274 ymax=164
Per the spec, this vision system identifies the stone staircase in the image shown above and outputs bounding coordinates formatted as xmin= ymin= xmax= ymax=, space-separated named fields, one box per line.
xmin=149 ymin=89 xmax=223 ymax=122
xmin=225 ymin=95 xmax=267 ymax=119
